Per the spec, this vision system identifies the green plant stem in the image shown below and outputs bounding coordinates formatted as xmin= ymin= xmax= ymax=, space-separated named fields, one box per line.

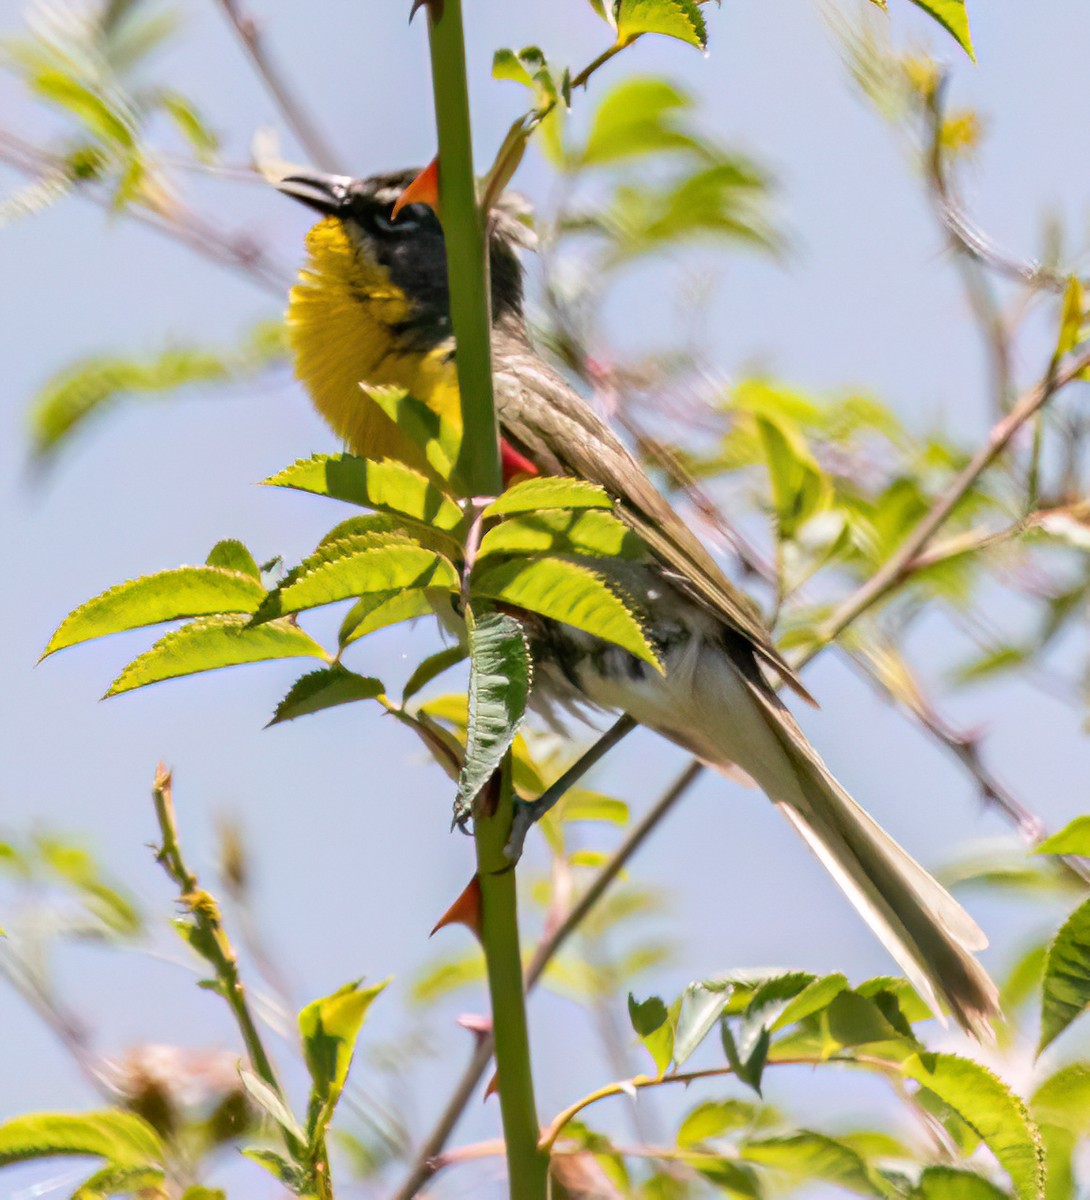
xmin=151 ymin=764 xmax=303 ymax=1160
xmin=426 ymin=0 xmax=501 ymax=497
xmin=473 ymin=767 xmax=550 ymax=1196
xmin=425 ymin=4 xmax=546 ymax=1196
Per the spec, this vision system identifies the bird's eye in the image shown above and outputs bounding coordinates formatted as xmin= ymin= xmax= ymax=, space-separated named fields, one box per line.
xmin=373 ymin=204 xmax=427 ymax=233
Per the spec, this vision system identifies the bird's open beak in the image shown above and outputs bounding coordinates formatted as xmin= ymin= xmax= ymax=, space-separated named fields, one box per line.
xmin=273 ymin=169 xmax=355 ymax=215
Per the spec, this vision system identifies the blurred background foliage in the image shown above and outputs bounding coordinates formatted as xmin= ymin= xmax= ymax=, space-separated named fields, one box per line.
xmin=5 ymin=0 xmax=1090 ymax=1197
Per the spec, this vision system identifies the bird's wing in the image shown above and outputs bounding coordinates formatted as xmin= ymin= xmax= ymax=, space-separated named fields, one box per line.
xmin=493 ymin=345 xmax=815 ymax=704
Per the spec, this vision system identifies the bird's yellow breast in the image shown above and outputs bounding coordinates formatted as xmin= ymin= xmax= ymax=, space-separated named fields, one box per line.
xmin=286 ymin=218 xmax=461 ymax=464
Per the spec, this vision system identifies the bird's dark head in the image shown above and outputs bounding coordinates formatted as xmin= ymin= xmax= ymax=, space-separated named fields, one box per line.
xmin=275 ymin=166 xmax=530 ymax=343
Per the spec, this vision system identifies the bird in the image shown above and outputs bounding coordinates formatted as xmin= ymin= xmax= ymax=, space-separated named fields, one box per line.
xmin=274 ymin=165 xmax=999 ymax=1037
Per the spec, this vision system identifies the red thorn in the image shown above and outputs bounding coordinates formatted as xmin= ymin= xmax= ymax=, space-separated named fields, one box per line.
xmin=501 ymin=438 xmax=540 ymax=487
xmin=484 ymin=1069 xmax=499 ymax=1100
xmin=393 ymin=157 xmax=440 ymax=220
xmin=430 ymin=874 xmax=482 ymax=940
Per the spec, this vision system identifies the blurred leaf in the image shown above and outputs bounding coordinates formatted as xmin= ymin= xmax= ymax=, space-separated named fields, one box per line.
xmin=677 ymin=1100 xmax=761 ymax=1147
xmin=265 ymin=455 xmax=463 ymax=532
xmin=44 ymin=566 xmax=265 ymax=657
xmin=106 ymin=614 xmax=328 ymax=696
xmin=1039 ymin=896 xmax=1090 ymax=1054
xmin=180 ymin=1190 xmax=225 ymax=1200
xmin=1055 ymin=277 xmax=1084 ymax=360
xmin=38 ymin=839 xmax=141 ymax=936
xmin=913 ymin=1167 xmax=1010 ymax=1200
xmin=410 ymin=951 xmax=486 ymax=1005
xmin=268 ymin=666 xmax=384 ymax=726
xmin=243 ymin=1146 xmax=308 ymax=1189
xmin=906 ymin=0 xmax=974 ymax=59
xmin=483 ymin=476 xmax=612 ymax=517
xmin=256 ymin=535 xmax=458 ymax=623
xmin=155 ymin=91 xmax=217 ymax=159
xmin=457 ymin=607 xmax=532 ymax=810
xmin=558 ymin=790 xmax=629 ymax=826
xmin=1035 ymin=817 xmax=1090 ymax=857
xmin=72 ymin=1164 xmax=166 ymax=1199
xmin=1030 ymin=1063 xmax=1090 ymax=1200
xmin=999 ymin=943 xmax=1047 ymax=1021
xmin=577 ymin=76 xmax=706 ymax=166
xmin=478 ymin=509 xmax=643 ymax=561
xmin=741 ymin=1132 xmax=883 ymax=1196
xmin=0 ymin=1110 xmax=162 ymax=1167
xmin=757 ymin=416 xmax=828 ymax=539
xmin=238 ymin=1068 xmax=306 ymax=1145
xmin=614 ymin=0 xmax=708 ymax=49
xmin=300 ymin=978 xmax=389 ymax=1137
xmin=901 ymin=1054 xmax=1043 ymax=1200
xmin=825 ymin=990 xmax=912 ymax=1050
xmin=951 ymin=646 xmax=1030 ymax=687
xmin=402 ymin=645 xmax=468 ymax=703
xmin=29 ymin=333 xmax=284 ymax=461
xmin=472 ymin=556 xmax=660 ymax=670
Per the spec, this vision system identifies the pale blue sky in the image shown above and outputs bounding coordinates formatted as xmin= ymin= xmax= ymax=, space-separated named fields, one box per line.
xmin=2 ymin=1 xmax=1089 ymax=1196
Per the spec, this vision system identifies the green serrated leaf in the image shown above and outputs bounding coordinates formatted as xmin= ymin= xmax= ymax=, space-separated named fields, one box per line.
xmin=458 ymin=607 xmax=532 ymax=810
xmin=677 ymin=1100 xmax=760 ymax=1148
xmin=402 ymin=644 xmax=468 ymax=703
xmin=44 ymin=566 xmax=266 ymax=657
xmin=365 ymin=385 xmax=462 ymax=482
xmin=339 ymin=588 xmax=438 ymax=646
xmin=906 ymin=0 xmax=974 ymax=60
xmin=258 ymin=537 xmax=459 ymax=623
xmin=614 ymin=0 xmax=708 ymax=49
xmin=482 ymin=476 xmax=612 ymax=517
xmin=300 ymin=978 xmax=389 ymax=1133
xmin=901 ymin=1053 xmax=1044 ymax=1200
xmin=1039 ymin=896 xmax=1090 ymax=1054
xmin=265 ymin=454 xmax=463 ymax=531
xmin=478 ymin=508 xmax=643 ymax=561
xmin=472 ymin=556 xmax=661 ymax=670
xmin=0 ymin=1110 xmax=163 ymax=1168
xmin=106 ymin=614 xmax=328 ymax=696
xmin=269 ymin=666 xmax=384 ymax=726
xmin=1035 ymin=817 xmax=1090 ymax=857
xmin=205 ymin=539 xmax=261 ymax=579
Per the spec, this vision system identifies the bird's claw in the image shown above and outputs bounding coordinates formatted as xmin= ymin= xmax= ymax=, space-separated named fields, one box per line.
xmin=503 ymin=797 xmax=546 ymax=866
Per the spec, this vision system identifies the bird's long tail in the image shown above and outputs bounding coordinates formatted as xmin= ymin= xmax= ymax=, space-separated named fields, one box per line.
xmin=619 ymin=639 xmax=1000 ymax=1037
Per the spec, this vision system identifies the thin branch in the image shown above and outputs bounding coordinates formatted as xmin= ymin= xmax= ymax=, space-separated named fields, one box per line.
xmin=151 ymin=764 xmax=302 ymax=1158
xmin=216 ymin=0 xmax=341 ymax=172
xmin=923 ymin=80 xmax=1081 ymax=295
xmin=0 ymin=128 xmax=291 ymax=295
xmin=813 ymin=345 xmax=1090 ymax=649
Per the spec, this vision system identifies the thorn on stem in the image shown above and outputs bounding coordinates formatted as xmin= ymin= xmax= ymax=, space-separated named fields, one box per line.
xmin=393 ymin=157 xmax=440 ymax=219
xmin=430 ymin=874 xmax=482 ymax=941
